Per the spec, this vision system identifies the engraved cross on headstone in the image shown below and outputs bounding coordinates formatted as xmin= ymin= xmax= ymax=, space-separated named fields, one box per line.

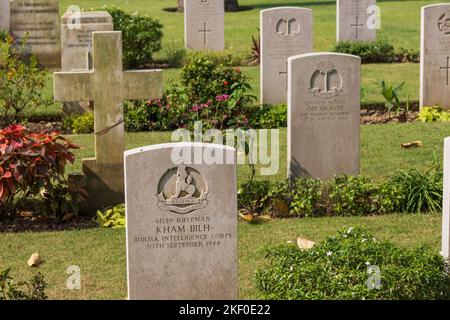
xmin=350 ymin=16 xmax=364 ymax=39
xmin=198 ymin=22 xmax=212 ymax=45
xmin=54 ymin=31 xmax=162 ymax=213
xmin=440 ymin=56 xmax=450 ymax=86
xmin=279 ymin=61 xmax=288 ymax=91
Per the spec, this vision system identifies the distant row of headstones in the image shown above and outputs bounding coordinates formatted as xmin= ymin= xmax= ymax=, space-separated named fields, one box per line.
xmin=186 ymin=1 xmax=450 ymax=110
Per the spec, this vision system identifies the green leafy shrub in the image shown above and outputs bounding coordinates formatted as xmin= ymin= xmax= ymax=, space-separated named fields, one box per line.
xmin=288 ymin=178 xmax=323 ymax=217
xmin=326 ymin=176 xmax=377 ymax=217
xmin=255 ymin=227 xmax=450 ymax=300
xmin=1 ymin=268 xmax=47 ymax=300
xmin=165 ymin=42 xmax=186 ymax=68
xmin=417 ymin=106 xmax=450 ymax=122
xmin=389 ymin=166 xmax=443 ymax=213
xmin=105 ymin=6 xmax=163 ymax=68
xmin=380 ymin=80 xmax=405 ymax=114
xmin=238 ymin=180 xmax=284 ymax=215
xmin=248 ymin=104 xmax=287 ymax=128
xmin=64 ymin=112 xmax=94 ymax=134
xmin=185 ymin=50 xmax=246 ymax=67
xmin=96 ymin=204 xmax=126 ymax=229
xmin=124 ymin=102 xmax=150 ymax=132
xmin=396 ymin=47 xmax=420 ymax=63
xmin=0 ymin=35 xmax=49 ymax=125
xmin=238 ymin=166 xmax=442 ymax=218
xmin=333 ymin=40 xmax=395 ymax=63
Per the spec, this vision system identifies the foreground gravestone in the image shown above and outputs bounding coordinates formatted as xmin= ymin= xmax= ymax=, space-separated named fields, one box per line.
xmin=0 ymin=0 xmax=10 ymax=31
xmin=184 ymin=0 xmax=224 ymax=51
xmin=54 ymin=31 xmax=162 ymax=214
xmin=60 ymin=11 xmax=113 ymax=113
xmin=442 ymin=137 xmax=450 ymax=260
xmin=260 ymin=7 xmax=313 ymax=105
xmin=337 ymin=0 xmax=376 ymax=42
xmin=125 ymin=143 xmax=238 ymax=300
xmin=288 ymin=53 xmax=361 ymax=181
xmin=10 ymin=0 xmax=61 ymax=68
xmin=420 ymin=4 xmax=450 ymax=109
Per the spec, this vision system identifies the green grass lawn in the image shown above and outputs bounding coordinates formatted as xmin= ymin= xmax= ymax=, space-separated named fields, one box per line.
xmin=66 ymin=122 xmax=450 ymax=184
xmin=35 ymin=62 xmax=419 ymax=120
xmin=57 ymin=0 xmax=439 ymax=57
xmin=31 ymin=0 xmax=432 ymax=118
xmin=0 ymin=213 xmax=441 ymax=299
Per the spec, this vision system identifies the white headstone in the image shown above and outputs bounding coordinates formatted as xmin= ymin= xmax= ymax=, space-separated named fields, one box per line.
xmin=61 ymin=11 xmax=113 ymax=71
xmin=0 ymin=0 xmax=10 ymax=31
xmin=125 ymin=142 xmax=238 ymax=300
xmin=260 ymin=7 xmax=313 ymax=105
xmin=442 ymin=137 xmax=450 ymax=260
xmin=184 ymin=0 xmax=224 ymax=51
xmin=60 ymin=11 xmax=113 ymax=113
xmin=10 ymin=0 xmax=61 ymax=68
xmin=337 ymin=0 xmax=377 ymax=42
xmin=420 ymin=4 xmax=450 ymax=109
xmin=288 ymin=53 xmax=361 ymax=181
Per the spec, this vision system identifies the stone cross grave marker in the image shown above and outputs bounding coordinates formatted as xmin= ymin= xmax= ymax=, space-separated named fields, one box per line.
xmin=442 ymin=137 xmax=450 ymax=260
xmin=0 ymin=0 xmax=10 ymax=31
xmin=54 ymin=31 xmax=162 ymax=214
xmin=260 ymin=7 xmax=313 ymax=105
xmin=10 ymin=0 xmax=61 ymax=68
xmin=125 ymin=142 xmax=238 ymax=300
xmin=288 ymin=53 xmax=361 ymax=181
xmin=421 ymin=4 xmax=450 ymax=109
xmin=60 ymin=10 xmax=113 ymax=114
xmin=184 ymin=0 xmax=224 ymax=51
xmin=337 ymin=0 xmax=377 ymax=42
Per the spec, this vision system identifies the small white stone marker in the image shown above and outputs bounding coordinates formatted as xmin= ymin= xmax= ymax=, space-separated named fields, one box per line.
xmin=337 ymin=0 xmax=377 ymax=42
xmin=260 ymin=7 xmax=313 ymax=105
xmin=184 ymin=0 xmax=224 ymax=51
xmin=54 ymin=31 xmax=162 ymax=214
xmin=420 ymin=4 xmax=450 ymax=109
xmin=288 ymin=52 xmax=361 ymax=181
xmin=442 ymin=137 xmax=450 ymax=260
xmin=125 ymin=143 xmax=238 ymax=300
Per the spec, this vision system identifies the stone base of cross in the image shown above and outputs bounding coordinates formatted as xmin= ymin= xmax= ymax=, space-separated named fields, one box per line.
xmin=54 ymin=31 xmax=162 ymax=214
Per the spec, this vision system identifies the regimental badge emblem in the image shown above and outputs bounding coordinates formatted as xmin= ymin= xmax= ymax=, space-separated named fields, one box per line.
xmin=157 ymin=164 xmax=209 ymax=214
xmin=438 ymin=13 xmax=450 ymax=35
xmin=198 ymin=0 xmax=210 ymax=5
xmin=276 ymin=18 xmax=300 ymax=36
xmin=308 ymin=61 xmax=344 ymax=99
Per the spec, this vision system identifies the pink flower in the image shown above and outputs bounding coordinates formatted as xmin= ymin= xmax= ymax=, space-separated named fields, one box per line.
xmin=215 ymin=94 xmax=230 ymax=102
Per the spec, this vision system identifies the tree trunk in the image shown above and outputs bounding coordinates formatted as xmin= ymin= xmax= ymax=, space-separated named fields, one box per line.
xmin=177 ymin=0 xmax=239 ymax=12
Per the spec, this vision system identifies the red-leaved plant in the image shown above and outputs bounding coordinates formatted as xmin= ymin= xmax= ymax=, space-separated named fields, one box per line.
xmin=0 ymin=124 xmax=83 ymax=220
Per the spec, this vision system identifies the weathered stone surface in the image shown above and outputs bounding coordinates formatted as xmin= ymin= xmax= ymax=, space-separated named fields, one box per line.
xmin=260 ymin=7 xmax=313 ymax=105
xmin=442 ymin=137 xmax=450 ymax=260
xmin=54 ymin=31 xmax=162 ymax=214
xmin=61 ymin=11 xmax=113 ymax=71
xmin=125 ymin=142 xmax=238 ymax=300
xmin=0 ymin=0 xmax=10 ymax=31
xmin=288 ymin=53 xmax=361 ymax=181
xmin=184 ymin=0 xmax=224 ymax=51
xmin=60 ymin=11 xmax=113 ymax=113
xmin=337 ymin=0 xmax=377 ymax=42
xmin=420 ymin=4 xmax=450 ymax=109
xmin=10 ymin=0 xmax=61 ymax=68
